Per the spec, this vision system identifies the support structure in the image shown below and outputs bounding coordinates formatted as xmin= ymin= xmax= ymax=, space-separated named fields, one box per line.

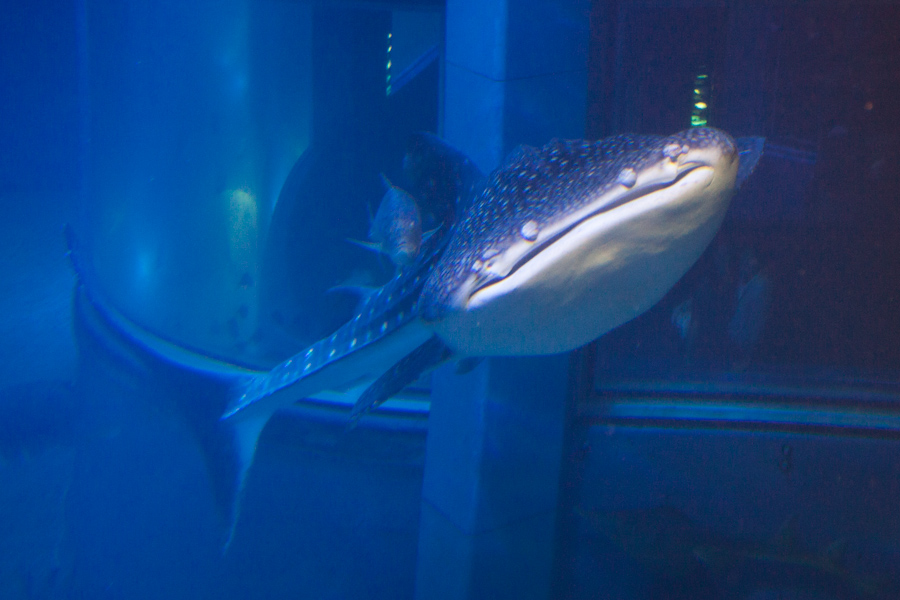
xmin=415 ymin=1 xmax=590 ymax=598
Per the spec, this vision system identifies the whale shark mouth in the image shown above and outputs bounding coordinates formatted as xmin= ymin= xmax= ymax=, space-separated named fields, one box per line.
xmin=466 ymin=162 xmax=710 ymax=300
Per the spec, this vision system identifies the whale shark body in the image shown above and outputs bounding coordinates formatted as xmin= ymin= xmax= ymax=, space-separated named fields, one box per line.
xmin=75 ymin=127 xmax=763 ymax=545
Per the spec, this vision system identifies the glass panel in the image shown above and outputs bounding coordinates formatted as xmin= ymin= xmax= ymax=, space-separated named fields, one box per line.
xmin=590 ymin=3 xmax=900 ymax=387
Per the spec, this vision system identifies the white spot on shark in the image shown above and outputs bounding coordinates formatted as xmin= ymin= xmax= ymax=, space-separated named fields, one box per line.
xmin=663 ymin=143 xmax=684 ymax=160
xmin=617 ymin=168 xmax=637 ymax=188
xmin=520 ymin=220 xmax=539 ymax=241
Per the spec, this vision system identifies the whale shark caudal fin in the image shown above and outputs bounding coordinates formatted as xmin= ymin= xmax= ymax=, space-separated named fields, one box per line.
xmin=66 ymin=225 xmax=268 ymax=549
xmin=163 ymin=375 xmax=270 ymax=551
xmin=71 ymin=279 xmax=267 ymax=550
xmin=218 ymin=412 xmax=271 ymax=549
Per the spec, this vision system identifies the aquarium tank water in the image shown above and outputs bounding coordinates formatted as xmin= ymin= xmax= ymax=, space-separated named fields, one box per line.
xmin=0 ymin=0 xmax=898 ymax=598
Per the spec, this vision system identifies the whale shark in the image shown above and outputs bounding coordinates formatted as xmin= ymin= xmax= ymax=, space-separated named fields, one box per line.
xmin=72 ymin=127 xmax=763 ymax=546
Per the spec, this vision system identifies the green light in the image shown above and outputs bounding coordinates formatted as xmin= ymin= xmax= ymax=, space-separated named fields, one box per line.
xmin=385 ymin=32 xmax=393 ymax=96
xmin=691 ymin=67 xmax=711 ymax=127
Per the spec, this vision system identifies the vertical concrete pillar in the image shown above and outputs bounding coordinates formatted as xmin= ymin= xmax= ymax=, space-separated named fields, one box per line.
xmin=416 ymin=356 xmax=572 ymax=600
xmin=442 ymin=0 xmax=590 ymax=172
xmin=416 ymin=1 xmax=590 ymax=598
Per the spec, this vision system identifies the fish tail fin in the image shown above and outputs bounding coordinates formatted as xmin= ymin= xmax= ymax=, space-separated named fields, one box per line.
xmin=421 ymin=223 xmax=442 ymax=244
xmin=346 ymin=237 xmax=386 ymax=255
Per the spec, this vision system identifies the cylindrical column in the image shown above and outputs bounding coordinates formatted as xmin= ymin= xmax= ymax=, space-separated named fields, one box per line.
xmin=81 ymin=0 xmax=312 ymax=362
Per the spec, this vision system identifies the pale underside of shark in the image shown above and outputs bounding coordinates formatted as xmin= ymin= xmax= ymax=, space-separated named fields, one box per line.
xmin=79 ymin=127 xmax=764 ymax=547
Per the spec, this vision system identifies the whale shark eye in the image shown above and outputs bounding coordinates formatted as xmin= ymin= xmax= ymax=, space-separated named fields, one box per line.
xmin=471 ymin=259 xmax=484 ymax=273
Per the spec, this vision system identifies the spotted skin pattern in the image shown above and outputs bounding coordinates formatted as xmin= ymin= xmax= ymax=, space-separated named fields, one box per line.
xmin=419 ymin=127 xmax=737 ymax=321
xmin=229 ymin=127 xmax=738 ymax=417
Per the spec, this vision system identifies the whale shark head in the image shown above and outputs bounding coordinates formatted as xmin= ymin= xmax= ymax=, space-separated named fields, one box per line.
xmin=422 ymin=127 xmax=740 ymax=356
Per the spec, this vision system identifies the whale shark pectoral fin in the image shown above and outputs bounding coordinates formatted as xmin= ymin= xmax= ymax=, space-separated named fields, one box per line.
xmin=347 ymin=335 xmax=452 ymax=428
xmin=736 ymin=137 xmax=766 ymax=189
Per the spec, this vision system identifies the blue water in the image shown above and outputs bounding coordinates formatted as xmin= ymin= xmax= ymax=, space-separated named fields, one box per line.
xmin=2 ymin=1 xmax=899 ymax=599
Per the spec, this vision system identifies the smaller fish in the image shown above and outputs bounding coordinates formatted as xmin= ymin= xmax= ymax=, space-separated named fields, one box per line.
xmin=348 ymin=175 xmax=423 ymax=269
xmin=727 ymin=249 xmax=772 ymax=366
xmin=671 ymin=297 xmax=694 ymax=341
